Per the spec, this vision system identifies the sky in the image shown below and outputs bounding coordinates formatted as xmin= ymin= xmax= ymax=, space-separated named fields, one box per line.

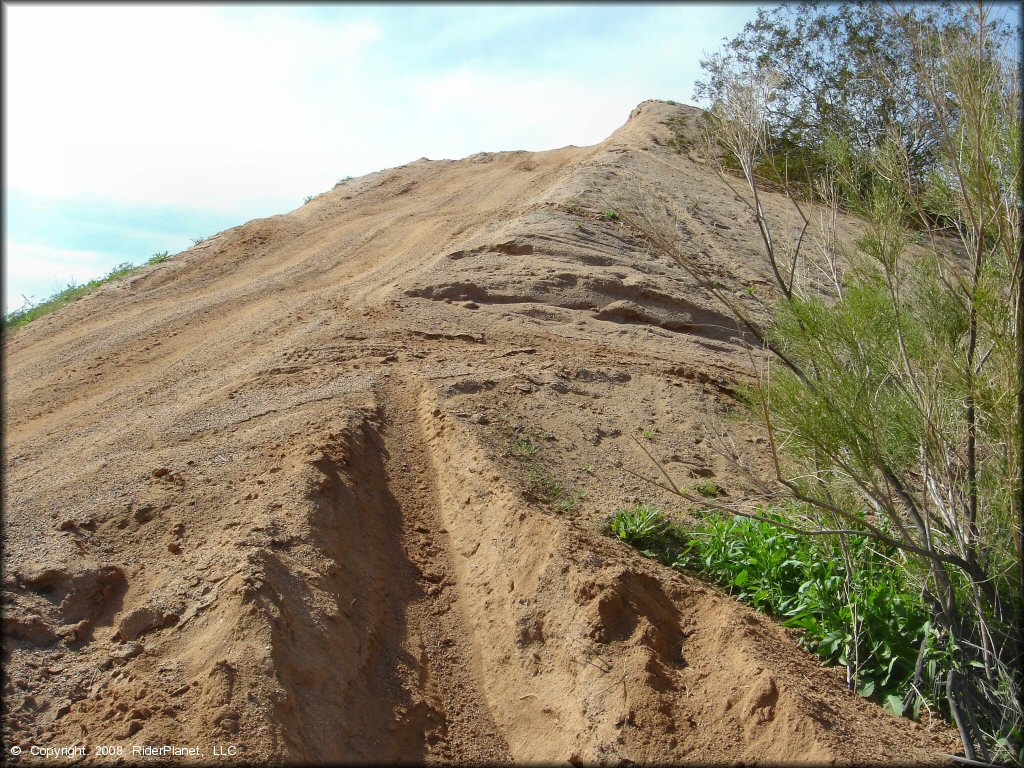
xmin=3 ymin=3 xmax=766 ymax=313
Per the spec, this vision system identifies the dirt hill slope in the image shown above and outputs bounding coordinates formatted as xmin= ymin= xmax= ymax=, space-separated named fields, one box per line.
xmin=2 ymin=101 xmax=958 ymax=764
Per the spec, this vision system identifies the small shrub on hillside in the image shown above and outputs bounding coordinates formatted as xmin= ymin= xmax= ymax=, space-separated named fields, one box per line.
xmin=604 ymin=502 xmax=952 ymax=723
xmin=605 ymin=502 xmax=687 ymax=561
xmin=693 ymin=479 xmax=721 ymax=497
xmin=511 ymin=436 xmax=540 ymax=459
xmin=675 ymin=509 xmax=939 ymax=717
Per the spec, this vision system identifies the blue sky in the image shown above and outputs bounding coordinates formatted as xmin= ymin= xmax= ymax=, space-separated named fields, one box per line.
xmin=3 ymin=3 xmax=767 ymax=313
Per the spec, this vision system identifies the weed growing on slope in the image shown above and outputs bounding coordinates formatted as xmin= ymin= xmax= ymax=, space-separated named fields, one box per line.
xmin=605 ymin=502 xmax=687 ymax=562
xmin=600 ymin=209 xmax=620 ymax=221
xmin=511 ymin=436 xmax=540 ymax=459
xmin=4 ymin=254 xmax=175 ymax=330
xmin=525 ymin=465 xmax=585 ymax=511
xmin=693 ymin=479 xmax=721 ymax=497
xmin=604 ymin=501 xmax=953 ymax=723
xmin=495 ymin=420 xmax=585 ymax=513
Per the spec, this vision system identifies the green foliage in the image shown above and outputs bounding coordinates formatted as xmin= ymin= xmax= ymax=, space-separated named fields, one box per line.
xmin=604 ymin=502 xmax=950 ymax=721
xmin=3 ymin=256 xmax=172 ymax=330
xmin=511 ymin=436 xmax=540 ymax=459
xmin=695 ymin=2 xmax=1017 ymax=198
xmin=675 ymin=509 xmax=943 ymax=716
xmin=303 ymin=195 xmax=315 ymax=204
xmin=500 ymin=423 xmax=584 ymax=512
xmin=600 ymin=209 xmax=620 ymax=221
xmin=336 ymin=176 xmax=353 ymax=184
xmin=605 ymin=502 xmax=687 ymax=561
xmin=688 ymin=3 xmax=1021 ymax=759
xmin=693 ymin=479 xmax=721 ymax=498
xmin=524 ymin=465 xmax=584 ymax=511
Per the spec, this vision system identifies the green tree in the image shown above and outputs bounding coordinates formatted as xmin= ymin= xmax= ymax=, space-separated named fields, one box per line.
xmin=693 ymin=1 xmax=1015 ymax=190
xmin=625 ymin=1 xmax=1021 ymax=761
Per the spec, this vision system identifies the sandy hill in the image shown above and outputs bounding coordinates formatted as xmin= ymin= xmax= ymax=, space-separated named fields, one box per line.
xmin=2 ymin=101 xmax=957 ymax=764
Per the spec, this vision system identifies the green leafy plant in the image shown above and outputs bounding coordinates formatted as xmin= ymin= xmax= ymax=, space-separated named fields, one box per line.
xmin=303 ymin=195 xmax=315 ymax=204
xmin=603 ymin=501 xmax=951 ymax=724
xmin=600 ymin=209 xmax=620 ymax=221
xmin=146 ymin=251 xmax=171 ymax=265
xmin=525 ymin=464 xmax=583 ymax=511
xmin=674 ymin=509 xmax=941 ymax=716
xmin=605 ymin=502 xmax=687 ymax=561
xmin=607 ymin=502 xmax=666 ymax=548
xmin=693 ymin=479 xmax=721 ymax=497
xmin=511 ymin=436 xmax=540 ymax=459
xmin=495 ymin=421 xmax=584 ymax=512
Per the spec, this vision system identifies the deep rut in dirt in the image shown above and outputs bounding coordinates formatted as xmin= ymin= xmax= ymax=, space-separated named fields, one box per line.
xmin=375 ymin=376 xmax=511 ymax=763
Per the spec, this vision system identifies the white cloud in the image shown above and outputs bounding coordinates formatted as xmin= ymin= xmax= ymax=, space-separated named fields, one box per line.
xmin=5 ymin=4 xmax=766 ymax=315
xmin=6 ymin=4 xmax=706 ymax=217
xmin=4 ymin=242 xmax=117 ymax=311
xmin=6 ymin=242 xmax=110 ymax=282
xmin=406 ymin=69 xmax=640 ymax=153
xmin=5 ymin=5 xmax=381 ymax=211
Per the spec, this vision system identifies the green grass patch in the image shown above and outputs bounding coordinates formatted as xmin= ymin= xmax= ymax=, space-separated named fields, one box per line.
xmin=525 ymin=464 xmax=585 ymax=511
xmin=693 ymin=478 xmax=721 ymax=497
xmin=497 ymin=421 xmax=585 ymax=512
xmin=4 ymin=252 xmax=176 ymax=330
xmin=511 ymin=436 xmax=540 ymax=459
xmin=605 ymin=502 xmax=688 ymax=561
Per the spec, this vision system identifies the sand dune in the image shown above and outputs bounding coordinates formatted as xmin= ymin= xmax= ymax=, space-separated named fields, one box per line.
xmin=2 ymin=101 xmax=957 ymax=764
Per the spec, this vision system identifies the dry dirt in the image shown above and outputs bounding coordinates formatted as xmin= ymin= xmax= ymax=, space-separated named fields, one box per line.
xmin=2 ymin=101 xmax=960 ymax=764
